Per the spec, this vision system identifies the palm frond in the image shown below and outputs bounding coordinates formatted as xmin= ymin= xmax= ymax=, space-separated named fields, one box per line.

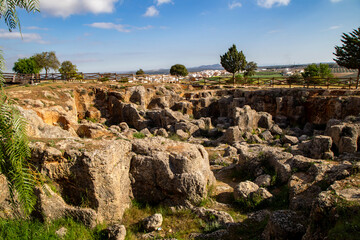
xmin=0 ymin=52 xmax=37 ymax=217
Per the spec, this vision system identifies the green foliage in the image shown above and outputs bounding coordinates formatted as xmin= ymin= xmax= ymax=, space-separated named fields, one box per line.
xmin=59 ymin=61 xmax=78 ymax=80
xmin=33 ymin=51 xmax=60 ymax=77
xmin=0 ymin=0 xmax=39 ymax=31
xmin=244 ymin=61 xmax=257 ymax=77
xmin=0 ymin=92 xmax=37 ymax=217
xmin=334 ymin=26 xmax=360 ymax=88
xmin=302 ymin=63 xmax=333 ymax=84
xmin=201 ymin=220 xmax=223 ymax=233
xmin=133 ymin=132 xmax=145 ymax=139
xmin=220 ymin=44 xmax=247 ymax=84
xmin=123 ymin=201 xmax=202 ymax=239
xmin=135 ymin=69 xmax=145 ymax=75
xmin=13 ymin=57 xmax=41 ymax=74
xmin=287 ymin=73 xmax=303 ymax=84
xmin=0 ymin=217 xmax=107 ymax=240
xmin=170 ymin=64 xmax=188 ymax=77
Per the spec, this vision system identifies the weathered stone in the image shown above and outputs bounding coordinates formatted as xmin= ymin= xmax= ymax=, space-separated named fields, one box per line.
xmin=155 ymin=128 xmax=168 ymax=137
xmin=17 ymin=106 xmax=76 ymax=139
xmin=309 ymin=135 xmax=333 ymax=159
xmin=262 ymin=210 xmax=306 ymax=240
xmin=76 ymin=122 xmax=109 ymax=138
xmin=254 ymin=174 xmax=271 ymax=187
xmin=33 ymin=139 xmax=132 ymax=223
xmin=282 ymin=135 xmax=299 ymax=145
xmin=223 ymin=146 xmax=238 ymax=157
xmin=36 ymin=185 xmax=98 ymax=228
xmin=106 ymin=224 xmax=126 ymax=240
xmin=233 ymin=105 xmax=259 ymax=132
xmin=222 ymin=126 xmax=244 ymax=144
xmin=270 ymin=124 xmax=283 ymax=136
xmin=234 ymin=181 xmax=259 ymax=201
xmin=176 ymin=129 xmax=189 ymax=140
xmin=142 ymin=213 xmax=163 ymax=232
xmin=260 ymin=130 xmax=273 ymax=142
xmin=258 ymin=112 xmax=274 ymax=129
xmin=130 ymin=137 xmax=215 ymax=206
xmin=140 ymin=128 xmax=152 ymax=137
xmin=192 ymin=207 xmax=234 ymax=226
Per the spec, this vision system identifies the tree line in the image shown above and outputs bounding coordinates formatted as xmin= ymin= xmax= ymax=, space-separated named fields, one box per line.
xmin=13 ymin=51 xmax=80 ymax=80
xmin=219 ymin=27 xmax=360 ymax=87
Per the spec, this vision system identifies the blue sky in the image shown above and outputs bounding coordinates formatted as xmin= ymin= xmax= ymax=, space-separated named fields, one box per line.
xmin=1 ymin=0 xmax=359 ymax=72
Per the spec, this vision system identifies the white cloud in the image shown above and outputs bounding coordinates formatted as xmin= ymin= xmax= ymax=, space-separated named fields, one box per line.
xmin=40 ymin=0 xmax=120 ymax=18
xmin=143 ymin=6 xmax=159 ymax=17
xmin=156 ymin=0 xmax=172 ymax=6
xmin=0 ymin=29 xmax=48 ymax=44
xmin=329 ymin=25 xmax=341 ymax=30
xmin=86 ymin=22 xmax=153 ymax=32
xmin=229 ymin=1 xmax=242 ymax=9
xmin=24 ymin=26 xmax=49 ymax=31
xmin=257 ymin=0 xmax=290 ymax=8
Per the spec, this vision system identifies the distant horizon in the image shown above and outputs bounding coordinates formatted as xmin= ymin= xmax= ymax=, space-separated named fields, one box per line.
xmin=3 ymin=61 xmax=341 ymax=75
xmin=1 ymin=0 xmax=359 ymax=73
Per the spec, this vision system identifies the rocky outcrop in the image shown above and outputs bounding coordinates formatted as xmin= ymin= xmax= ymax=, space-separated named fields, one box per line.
xmin=303 ymin=174 xmax=360 ymax=240
xmin=325 ymin=118 xmax=360 ymax=154
xmin=262 ymin=210 xmax=306 ymax=240
xmin=130 ymin=137 xmax=215 ymax=206
xmin=36 ymin=185 xmax=98 ymax=228
xmin=31 ymin=139 xmax=132 ymax=223
xmin=142 ymin=213 xmax=163 ymax=232
xmin=17 ymin=106 xmax=76 ymax=138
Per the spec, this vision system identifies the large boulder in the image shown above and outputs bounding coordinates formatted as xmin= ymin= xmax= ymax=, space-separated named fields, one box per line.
xmin=262 ymin=210 xmax=306 ymax=240
xmin=142 ymin=213 xmax=163 ymax=232
xmin=303 ymin=175 xmax=360 ymax=240
xmin=146 ymin=108 xmax=187 ymax=129
xmin=31 ymin=139 xmax=132 ymax=223
xmin=325 ymin=119 xmax=360 ymax=154
xmin=233 ymin=105 xmax=259 ymax=132
xmin=36 ymin=185 xmax=98 ymax=228
xmin=130 ymin=137 xmax=215 ymax=206
xmin=17 ymin=106 xmax=76 ymax=139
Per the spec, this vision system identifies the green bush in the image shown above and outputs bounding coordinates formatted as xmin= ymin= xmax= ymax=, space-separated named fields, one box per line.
xmin=133 ymin=132 xmax=145 ymax=139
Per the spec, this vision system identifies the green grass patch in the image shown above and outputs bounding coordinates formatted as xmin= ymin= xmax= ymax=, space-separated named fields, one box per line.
xmin=122 ymin=200 xmax=203 ymax=240
xmin=0 ymin=218 xmax=107 ymax=240
xmin=133 ymin=132 xmax=145 ymax=139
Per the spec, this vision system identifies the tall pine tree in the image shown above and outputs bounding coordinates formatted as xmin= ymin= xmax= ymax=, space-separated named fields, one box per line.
xmin=334 ymin=27 xmax=360 ymax=89
xmin=220 ymin=44 xmax=247 ymax=85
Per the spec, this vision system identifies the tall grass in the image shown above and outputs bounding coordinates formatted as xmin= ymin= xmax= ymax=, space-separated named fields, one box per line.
xmin=0 ymin=218 xmax=107 ymax=240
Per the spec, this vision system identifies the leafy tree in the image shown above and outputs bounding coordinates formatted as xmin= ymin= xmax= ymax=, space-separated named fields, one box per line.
xmin=302 ymin=63 xmax=332 ymax=79
xmin=334 ymin=27 xmax=360 ymax=89
xmin=170 ymin=64 xmax=188 ymax=77
xmin=13 ymin=57 xmax=41 ymax=74
xmin=302 ymin=64 xmax=319 ymax=79
xmin=59 ymin=60 xmax=78 ymax=80
xmin=244 ymin=61 xmax=257 ymax=77
xmin=0 ymin=0 xmax=40 ymax=217
xmin=220 ymin=44 xmax=247 ymax=84
xmin=0 ymin=0 xmax=39 ymax=31
xmin=319 ymin=63 xmax=333 ymax=78
xmin=33 ymin=51 xmax=60 ymax=78
xmin=302 ymin=63 xmax=332 ymax=85
xmin=136 ymin=69 xmax=145 ymax=75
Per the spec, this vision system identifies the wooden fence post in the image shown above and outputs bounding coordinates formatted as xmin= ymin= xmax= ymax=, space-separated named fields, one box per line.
xmin=349 ymin=78 xmax=352 ymax=89
xmin=326 ymin=78 xmax=329 ymax=89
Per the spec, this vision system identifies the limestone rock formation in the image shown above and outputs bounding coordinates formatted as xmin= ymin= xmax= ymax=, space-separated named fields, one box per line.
xmin=130 ymin=137 xmax=215 ymax=206
xmin=31 ymin=139 xmax=132 ymax=223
